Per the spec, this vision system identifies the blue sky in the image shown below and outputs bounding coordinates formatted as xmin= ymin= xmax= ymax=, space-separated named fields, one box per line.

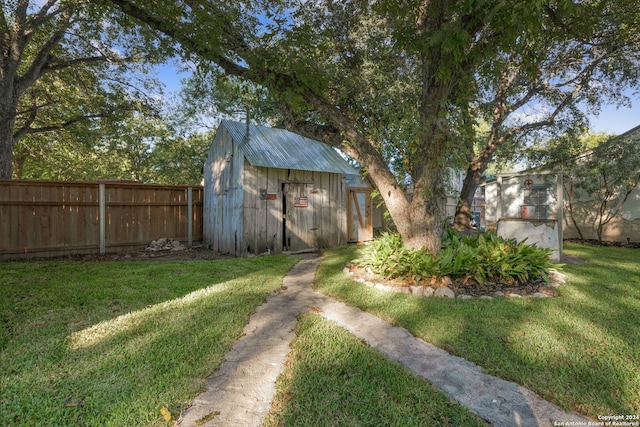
xmin=587 ymin=101 xmax=640 ymax=135
xmin=156 ymin=64 xmax=640 ymax=136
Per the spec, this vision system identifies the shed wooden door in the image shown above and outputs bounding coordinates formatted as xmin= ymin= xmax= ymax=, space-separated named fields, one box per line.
xmin=347 ymin=188 xmax=373 ymax=242
xmin=282 ymin=183 xmax=315 ymax=251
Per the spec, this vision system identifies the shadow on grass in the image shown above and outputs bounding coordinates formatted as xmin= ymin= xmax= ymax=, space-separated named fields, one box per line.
xmin=264 ymin=312 xmax=488 ymax=427
xmin=0 ymin=256 xmax=298 ymax=426
xmin=314 ymin=244 xmax=640 ymax=418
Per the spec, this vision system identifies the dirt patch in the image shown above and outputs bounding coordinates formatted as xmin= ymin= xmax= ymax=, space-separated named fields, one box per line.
xmin=26 ymin=246 xmax=232 ymax=263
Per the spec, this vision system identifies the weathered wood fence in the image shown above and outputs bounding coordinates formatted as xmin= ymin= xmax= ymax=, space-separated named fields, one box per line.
xmin=0 ymin=180 xmax=203 ymax=259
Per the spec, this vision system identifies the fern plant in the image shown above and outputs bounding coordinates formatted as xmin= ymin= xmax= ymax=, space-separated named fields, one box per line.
xmin=355 ymin=230 xmax=556 ymax=285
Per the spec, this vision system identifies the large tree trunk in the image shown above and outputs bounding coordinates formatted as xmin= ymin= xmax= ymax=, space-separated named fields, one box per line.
xmin=369 ymin=170 xmax=446 ymax=253
xmin=289 ymin=88 xmax=451 ymax=253
xmin=401 ymin=180 xmax=446 ymax=252
xmin=454 ymin=164 xmax=484 ymax=229
xmin=0 ymin=106 xmax=17 ymax=179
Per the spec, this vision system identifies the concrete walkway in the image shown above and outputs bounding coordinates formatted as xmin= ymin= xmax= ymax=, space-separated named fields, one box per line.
xmin=178 ymin=255 xmax=593 ymax=427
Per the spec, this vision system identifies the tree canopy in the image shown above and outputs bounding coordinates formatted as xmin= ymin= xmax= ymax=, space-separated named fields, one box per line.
xmin=0 ymin=0 xmax=172 ymax=179
xmin=3 ymin=0 xmax=639 ymax=252
xmin=104 ymin=0 xmax=640 ymax=252
xmin=453 ymin=0 xmax=640 ymax=228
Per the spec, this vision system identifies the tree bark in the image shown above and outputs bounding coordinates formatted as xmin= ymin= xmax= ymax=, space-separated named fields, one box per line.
xmin=0 ymin=101 xmax=18 ymax=179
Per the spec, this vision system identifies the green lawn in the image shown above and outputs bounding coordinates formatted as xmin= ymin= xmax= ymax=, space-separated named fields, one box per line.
xmin=2 ymin=242 xmax=638 ymax=425
xmin=264 ymin=313 xmax=488 ymax=426
xmin=0 ymin=256 xmax=298 ymax=426
xmin=313 ymin=242 xmax=640 ymax=418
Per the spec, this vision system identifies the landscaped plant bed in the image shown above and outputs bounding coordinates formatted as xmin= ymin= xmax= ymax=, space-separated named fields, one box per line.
xmin=347 ymin=231 xmax=566 ymax=299
xmin=343 ymin=262 xmax=565 ymax=299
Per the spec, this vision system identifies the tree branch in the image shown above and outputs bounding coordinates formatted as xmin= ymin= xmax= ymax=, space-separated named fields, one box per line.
xmin=13 ymin=113 xmax=105 ymax=140
xmin=23 ymin=0 xmax=70 ymax=41
xmin=15 ymin=10 xmax=72 ymax=97
xmin=108 ymin=0 xmax=249 ymax=77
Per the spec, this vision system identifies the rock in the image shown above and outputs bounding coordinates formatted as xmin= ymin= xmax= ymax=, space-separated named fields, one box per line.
xmin=434 ymin=286 xmax=455 ymax=298
xmin=410 ymin=286 xmax=424 ymax=296
xmin=393 ymin=286 xmax=411 ymax=294
xmin=493 ymin=291 xmax=506 ymax=298
xmin=480 ymin=295 xmax=493 ymax=300
xmin=508 ymin=293 xmax=522 ymax=298
xmin=548 ymin=269 xmax=566 ymax=288
xmin=343 ymin=267 xmax=352 ymax=275
xmin=457 ymin=294 xmax=473 ymax=300
xmin=424 ymin=286 xmax=435 ymax=297
xmin=356 ymin=278 xmax=370 ymax=286
xmin=538 ymin=286 xmax=558 ymax=296
xmin=531 ymin=292 xmax=550 ymax=298
xmin=145 ymin=237 xmax=186 ymax=253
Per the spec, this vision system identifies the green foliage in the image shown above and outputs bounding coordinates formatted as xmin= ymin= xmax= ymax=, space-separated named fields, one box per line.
xmin=355 ymin=230 xmax=555 ymax=285
xmin=521 ymin=131 xmax=612 ymax=170
xmin=1 ymin=0 xmax=173 ymax=179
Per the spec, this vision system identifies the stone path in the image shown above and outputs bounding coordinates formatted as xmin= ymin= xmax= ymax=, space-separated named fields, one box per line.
xmin=178 ymin=255 xmax=593 ymax=427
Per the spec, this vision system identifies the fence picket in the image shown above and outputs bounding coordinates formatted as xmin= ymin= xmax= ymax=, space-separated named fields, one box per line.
xmin=0 ymin=180 xmax=203 ymax=259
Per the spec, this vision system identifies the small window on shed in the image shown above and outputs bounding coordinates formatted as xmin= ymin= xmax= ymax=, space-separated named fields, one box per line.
xmin=521 ymin=183 xmax=548 ymax=219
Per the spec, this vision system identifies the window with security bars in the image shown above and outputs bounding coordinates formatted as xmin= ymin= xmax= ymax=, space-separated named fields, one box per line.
xmin=523 ymin=185 xmax=548 ymax=219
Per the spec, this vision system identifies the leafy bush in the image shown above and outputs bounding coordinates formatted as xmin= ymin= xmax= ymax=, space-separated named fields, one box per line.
xmin=355 ymin=229 xmax=555 ymax=285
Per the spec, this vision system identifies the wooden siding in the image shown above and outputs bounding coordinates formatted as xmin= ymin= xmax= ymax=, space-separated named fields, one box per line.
xmin=203 ymin=124 xmax=353 ymax=256
xmin=203 ymin=126 xmax=245 ymax=254
xmin=0 ymin=180 xmax=203 ymax=259
xmin=240 ymin=164 xmax=347 ymax=255
xmin=347 ymin=188 xmax=374 ymax=243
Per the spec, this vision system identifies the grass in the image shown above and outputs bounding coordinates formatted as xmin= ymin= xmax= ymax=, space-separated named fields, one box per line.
xmin=0 ymin=255 xmax=298 ymax=426
xmin=2 ymin=242 xmax=638 ymax=425
xmin=313 ymin=242 xmax=640 ymax=418
xmin=263 ymin=313 xmax=488 ymax=427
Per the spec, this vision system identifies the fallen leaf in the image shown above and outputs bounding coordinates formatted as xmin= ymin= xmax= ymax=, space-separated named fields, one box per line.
xmin=160 ymin=406 xmax=172 ymax=422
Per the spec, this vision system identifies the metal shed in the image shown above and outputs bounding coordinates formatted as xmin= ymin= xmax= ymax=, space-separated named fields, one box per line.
xmin=203 ymin=120 xmax=373 ymax=255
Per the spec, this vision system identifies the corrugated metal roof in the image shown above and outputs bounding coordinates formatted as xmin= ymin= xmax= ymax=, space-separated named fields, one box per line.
xmin=220 ymin=119 xmax=358 ymax=175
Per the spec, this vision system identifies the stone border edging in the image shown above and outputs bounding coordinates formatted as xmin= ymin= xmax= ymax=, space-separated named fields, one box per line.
xmin=343 ymin=266 xmax=567 ymax=300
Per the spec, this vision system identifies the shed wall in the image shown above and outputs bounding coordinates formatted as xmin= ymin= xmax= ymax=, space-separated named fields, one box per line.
xmin=203 ymin=127 xmax=245 ymax=254
xmin=241 ymin=164 xmax=347 ymax=255
xmin=485 ymin=176 xmax=560 ymax=223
